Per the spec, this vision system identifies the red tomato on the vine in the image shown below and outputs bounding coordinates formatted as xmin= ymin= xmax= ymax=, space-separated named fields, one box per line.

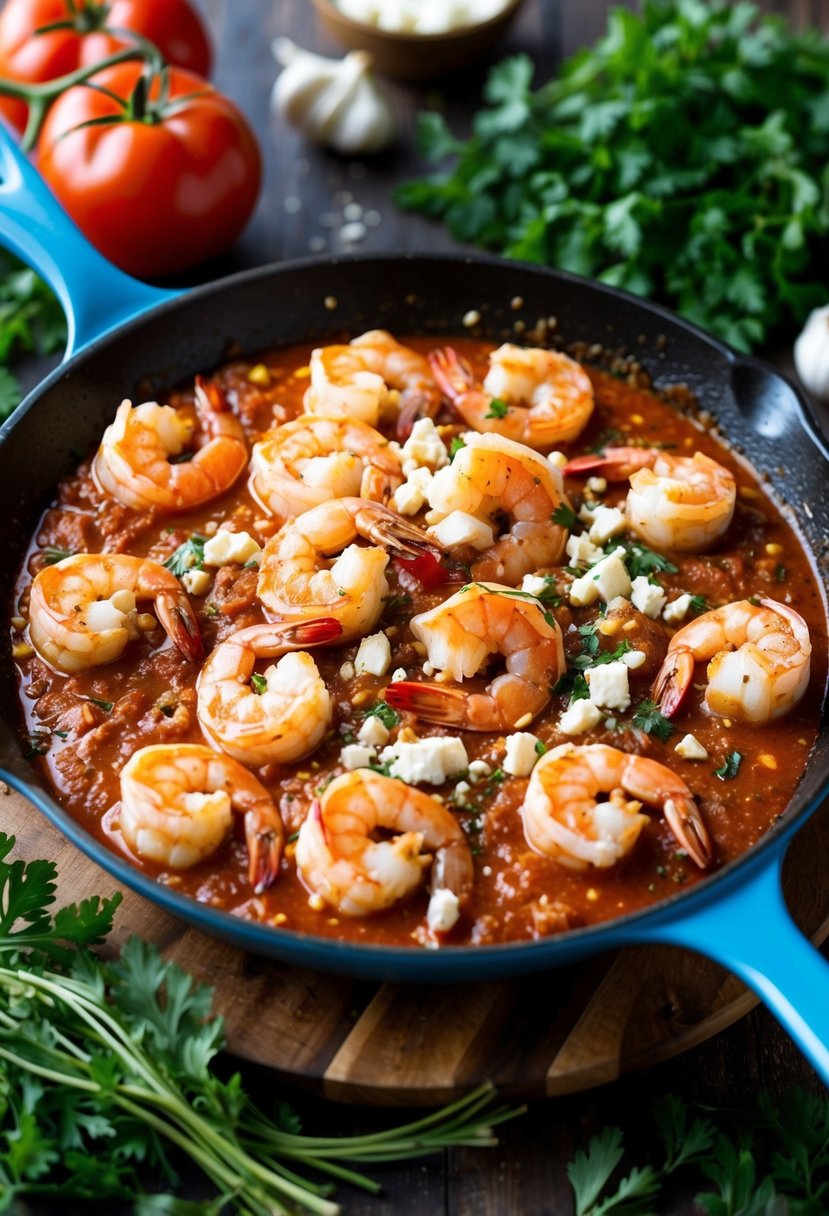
xmin=37 ymin=62 xmax=261 ymax=278
xmin=0 ymin=0 xmax=212 ymax=132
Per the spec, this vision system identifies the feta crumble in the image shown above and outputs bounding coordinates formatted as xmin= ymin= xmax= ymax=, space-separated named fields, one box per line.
xmin=569 ymin=548 xmax=631 ymax=606
xmin=340 ymin=743 xmax=376 ymax=771
xmin=354 ymin=631 xmax=391 ymax=677
xmin=181 ymin=569 xmax=211 ymax=596
xmin=630 ymin=576 xmax=667 ymax=619
xmin=400 ymin=417 xmax=449 ymax=474
xmin=674 ymin=733 xmax=709 ymax=761
xmin=381 ymin=736 xmax=468 ymax=785
xmin=586 ymin=661 xmax=631 ymax=711
xmin=357 ymin=716 xmax=390 ymax=747
xmin=503 ymin=732 xmax=542 ymax=776
xmin=202 ymin=530 xmax=262 ymax=567
xmin=663 ymin=593 xmax=693 ymax=624
xmin=428 ymin=510 xmax=494 ymax=551
xmin=559 ymin=699 xmax=602 ymax=736
xmin=426 ymin=887 xmax=460 ymax=935
xmin=587 ymin=505 xmax=626 ymax=546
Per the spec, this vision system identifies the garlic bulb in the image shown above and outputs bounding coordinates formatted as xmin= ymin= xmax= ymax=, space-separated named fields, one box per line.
xmin=794 ymin=304 xmax=829 ymax=400
xmin=272 ymin=39 xmax=395 ymax=156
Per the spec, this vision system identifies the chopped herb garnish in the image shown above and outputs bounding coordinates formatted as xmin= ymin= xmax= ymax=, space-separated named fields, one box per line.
xmin=250 ymin=673 xmax=268 ymax=695
xmin=24 ymin=733 xmax=51 ymax=757
xmin=632 ymin=698 xmax=673 ymax=742
xmin=775 ymin=564 xmax=787 ymax=583
xmin=368 ymin=760 xmax=394 ymax=777
xmin=363 ymin=701 xmax=401 ymax=730
xmin=570 ymin=638 xmax=632 ymax=674
xmin=621 ymin=542 xmax=678 ymax=580
xmin=382 ymin=592 xmax=412 ymax=616
xmin=42 ymin=546 xmax=75 ymax=565
xmin=243 ymin=559 xmax=260 ymax=569
xmin=464 ymin=582 xmax=559 ymax=629
xmin=689 ymin=594 xmax=710 ymax=616
xmin=552 ymin=503 xmax=578 ymax=530
xmin=450 ymin=436 xmax=467 ymax=458
xmin=286 ymin=830 xmax=300 ymax=843
xmin=484 ymin=397 xmax=509 ymax=419
xmin=714 ymin=751 xmax=743 ymax=781
xmin=164 ymin=534 xmax=206 ymax=578
xmin=85 ymin=696 xmax=114 ymax=713
xmin=534 ymin=739 xmax=547 ymax=756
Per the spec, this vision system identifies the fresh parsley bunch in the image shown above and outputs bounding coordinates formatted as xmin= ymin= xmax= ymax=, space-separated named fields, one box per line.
xmin=0 ymin=833 xmax=518 ymax=1214
xmin=397 ymin=0 xmax=829 ymax=351
xmin=0 ymin=251 xmax=65 ymax=420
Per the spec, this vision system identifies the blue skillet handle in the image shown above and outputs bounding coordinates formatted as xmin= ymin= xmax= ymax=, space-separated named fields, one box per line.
xmin=644 ymin=838 xmax=829 ymax=1085
xmin=0 ymin=127 xmax=179 ymax=356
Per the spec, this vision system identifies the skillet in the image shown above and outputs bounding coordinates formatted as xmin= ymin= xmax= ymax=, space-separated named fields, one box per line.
xmin=0 ymin=132 xmax=828 ymax=1082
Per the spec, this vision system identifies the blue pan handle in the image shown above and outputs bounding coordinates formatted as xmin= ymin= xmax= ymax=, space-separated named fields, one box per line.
xmin=643 ymin=836 xmax=829 ymax=1084
xmin=0 ymin=127 xmax=179 ymax=355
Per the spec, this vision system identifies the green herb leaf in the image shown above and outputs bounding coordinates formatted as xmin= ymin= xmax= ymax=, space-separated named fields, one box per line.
xmin=714 ymin=750 xmax=743 ymax=780
xmin=42 ymin=546 xmax=76 ymax=565
xmin=85 ymin=696 xmax=114 ymax=713
xmin=250 ymin=673 xmax=267 ymax=695
xmin=632 ymin=698 xmax=674 ymax=742
xmin=363 ymin=701 xmax=401 ymax=729
xmin=484 ymin=397 xmax=509 ymax=419
xmin=621 ymin=542 xmax=678 ymax=580
xmin=163 ymin=535 xmax=206 ymax=578
xmin=552 ymin=503 xmax=578 ymax=529
xmin=450 ymin=436 xmax=467 ymax=458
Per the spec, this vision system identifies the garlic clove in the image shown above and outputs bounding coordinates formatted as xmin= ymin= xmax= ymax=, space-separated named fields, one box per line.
xmin=794 ymin=303 xmax=829 ymax=401
xmin=271 ymin=39 xmax=395 ymax=157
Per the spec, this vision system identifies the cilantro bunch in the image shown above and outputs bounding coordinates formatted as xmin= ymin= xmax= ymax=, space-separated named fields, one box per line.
xmin=0 ymin=833 xmax=518 ymax=1214
xmin=397 ymin=0 xmax=829 ymax=351
xmin=0 ymin=251 xmax=65 ymax=420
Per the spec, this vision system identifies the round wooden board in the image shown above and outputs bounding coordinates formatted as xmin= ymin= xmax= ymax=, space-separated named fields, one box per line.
xmin=5 ymin=787 xmax=828 ymax=1107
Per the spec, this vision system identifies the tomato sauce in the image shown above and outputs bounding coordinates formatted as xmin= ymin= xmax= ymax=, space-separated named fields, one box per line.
xmin=10 ymin=338 xmax=828 ymax=947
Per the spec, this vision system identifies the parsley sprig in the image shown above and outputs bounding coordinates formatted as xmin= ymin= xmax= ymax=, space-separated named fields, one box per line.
xmin=398 ymin=2 xmax=829 ymax=351
xmin=0 ymin=833 xmax=520 ymax=1211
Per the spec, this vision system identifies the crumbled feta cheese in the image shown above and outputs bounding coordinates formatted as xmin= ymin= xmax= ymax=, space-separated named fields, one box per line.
xmin=621 ymin=649 xmax=647 ymax=669
xmin=339 ymin=660 xmax=355 ymax=680
xmin=340 ymin=743 xmax=376 ymax=771
xmin=354 ymin=631 xmax=391 ymax=677
xmin=381 ymin=736 xmax=468 ymax=785
xmin=503 ymin=732 xmax=541 ymax=777
xmin=630 ymin=576 xmax=668 ymax=619
xmin=587 ymin=505 xmax=626 ymax=546
xmin=401 ymin=417 xmax=449 ymax=474
xmin=559 ymin=699 xmax=603 ymax=736
xmin=428 ymin=510 xmax=494 ymax=551
xmin=520 ymin=574 xmax=549 ymax=598
xmin=358 ymin=716 xmax=390 ymax=747
xmin=566 ymin=533 xmax=604 ymax=565
xmin=390 ymin=667 xmax=407 ymax=682
xmin=453 ymin=780 xmax=471 ymax=806
xmin=579 ymin=501 xmax=599 ymax=524
xmin=426 ymin=887 xmax=460 ymax=935
xmin=663 ymin=593 xmax=693 ymax=624
xmin=586 ymin=661 xmax=631 ymax=711
xmin=674 ymin=733 xmax=709 ymax=761
xmin=181 ymin=569 xmax=211 ymax=596
xmin=85 ymin=595 xmax=134 ymax=633
xmin=586 ymin=476 xmax=607 ymax=494
xmin=548 ymin=450 xmax=567 ymax=469
xmin=392 ymin=466 xmax=433 ymax=515
xmin=468 ymin=759 xmax=492 ymax=780
xmin=203 ymin=529 xmax=262 ymax=567
xmin=569 ymin=548 xmax=632 ymax=606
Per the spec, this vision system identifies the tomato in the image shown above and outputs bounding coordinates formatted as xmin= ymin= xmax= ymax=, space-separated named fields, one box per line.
xmin=37 ymin=63 xmax=261 ymax=278
xmin=0 ymin=0 xmax=211 ymax=132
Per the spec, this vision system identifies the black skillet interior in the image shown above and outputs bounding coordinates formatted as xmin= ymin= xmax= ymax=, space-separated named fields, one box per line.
xmin=1 ymin=252 xmax=828 ymax=965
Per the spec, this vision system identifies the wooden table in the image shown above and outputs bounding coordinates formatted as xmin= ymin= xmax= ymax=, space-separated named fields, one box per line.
xmin=27 ymin=0 xmax=829 ymax=1211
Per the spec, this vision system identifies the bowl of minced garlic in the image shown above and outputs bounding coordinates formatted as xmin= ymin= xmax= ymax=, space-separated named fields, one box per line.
xmin=312 ymin=0 xmax=527 ymax=81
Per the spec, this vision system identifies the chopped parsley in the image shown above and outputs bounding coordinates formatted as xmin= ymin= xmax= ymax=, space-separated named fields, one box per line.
xmin=164 ymin=534 xmax=206 ymax=577
xmin=632 ymin=698 xmax=674 ymax=742
xmin=85 ymin=696 xmax=114 ymax=713
xmin=714 ymin=751 xmax=743 ymax=781
xmin=621 ymin=542 xmax=678 ymax=580
xmin=689 ymin=594 xmax=710 ymax=615
xmin=774 ymin=564 xmax=787 ymax=583
xmin=463 ymin=582 xmax=558 ymax=629
xmin=450 ymin=436 xmax=467 ymax=458
xmin=534 ymin=739 xmax=547 ymax=756
xmin=363 ymin=701 xmax=401 ymax=730
xmin=42 ymin=546 xmax=76 ymax=565
xmin=552 ymin=502 xmax=578 ymax=530
xmin=484 ymin=397 xmax=508 ymax=419
xmin=250 ymin=673 xmax=268 ymax=695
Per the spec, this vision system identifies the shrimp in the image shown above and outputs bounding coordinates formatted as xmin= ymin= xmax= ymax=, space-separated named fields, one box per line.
xmin=196 ymin=618 xmax=342 ymax=766
xmin=295 ymin=770 xmax=473 ymax=923
xmin=120 ymin=743 xmax=282 ymax=892
xmin=304 ymin=330 xmax=441 ymax=438
xmin=564 ymin=448 xmax=736 ymax=553
xmin=522 ymin=743 xmax=712 ymax=871
xmin=257 ymin=497 xmax=441 ymax=641
xmin=250 ymin=415 xmax=403 ymax=520
xmin=426 ymin=432 xmax=571 ymax=582
xmin=28 ymin=553 xmax=203 ymax=675
xmin=93 ymin=376 xmax=247 ymax=512
xmin=429 ymin=343 xmax=594 ymax=449
xmin=652 ymin=597 xmax=811 ymax=723
xmin=385 ymin=581 xmax=565 ymax=731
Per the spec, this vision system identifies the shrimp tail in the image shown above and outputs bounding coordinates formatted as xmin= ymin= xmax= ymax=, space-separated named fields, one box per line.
xmin=429 ymin=347 xmax=473 ymax=404
xmin=432 ymin=840 xmax=474 ymax=909
xmin=156 ymin=594 xmax=204 ymax=663
xmin=563 ymin=447 xmax=657 ymax=480
xmin=663 ymin=796 xmax=712 ymax=870
xmin=194 ymin=373 xmax=230 ymax=417
xmin=281 ymin=618 xmax=343 ymax=647
xmin=245 ymin=806 xmax=284 ymax=894
xmin=355 ymin=505 xmax=443 ymax=561
xmin=396 ymin=389 xmax=440 ymax=442
xmin=651 ymin=648 xmax=695 ymax=718
xmin=385 ymin=681 xmax=466 ymax=725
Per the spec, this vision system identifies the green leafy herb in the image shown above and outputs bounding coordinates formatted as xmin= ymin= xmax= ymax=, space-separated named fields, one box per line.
xmin=689 ymin=594 xmax=710 ymax=615
xmin=84 ymin=696 xmax=114 ymax=713
xmin=714 ymin=750 xmax=743 ymax=780
xmin=398 ymin=2 xmax=829 ymax=351
xmin=464 ymin=582 xmax=559 ymax=629
xmin=363 ymin=700 xmax=401 ymax=730
xmin=250 ymin=673 xmax=267 ymax=695
xmin=0 ymin=832 xmax=520 ymax=1212
xmin=552 ymin=502 xmax=578 ymax=530
xmin=775 ymin=563 xmax=788 ymax=583
xmin=620 ymin=542 xmax=678 ymax=580
xmin=534 ymin=739 xmax=547 ymax=756
xmin=0 ymin=253 xmax=66 ymax=421
xmin=42 ymin=546 xmax=76 ymax=565
xmin=484 ymin=397 xmax=509 ymax=419
xmin=570 ymin=637 xmax=632 ymax=674
xmin=632 ymin=698 xmax=674 ymax=742
xmin=163 ymin=535 xmax=206 ymax=578
xmin=450 ymin=436 xmax=467 ymax=458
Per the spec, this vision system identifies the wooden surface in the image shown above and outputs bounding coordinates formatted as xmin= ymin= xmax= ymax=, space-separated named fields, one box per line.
xmin=15 ymin=0 xmax=829 ymax=1211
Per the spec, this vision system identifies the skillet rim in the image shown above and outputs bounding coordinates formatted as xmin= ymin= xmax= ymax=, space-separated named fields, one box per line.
xmin=3 ymin=250 xmax=828 ymax=977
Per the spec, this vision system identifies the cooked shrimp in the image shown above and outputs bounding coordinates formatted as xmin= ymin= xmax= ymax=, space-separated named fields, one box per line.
xmin=427 ymin=432 xmax=571 ymax=581
xmin=386 ymin=581 xmax=565 ymax=731
xmin=29 ymin=554 xmax=202 ymax=674
xmin=653 ymin=597 xmax=811 ymax=723
xmin=250 ymin=415 xmax=403 ymax=520
xmin=257 ymin=497 xmax=440 ymax=641
xmin=295 ymin=770 xmax=473 ymax=923
xmin=522 ymin=743 xmax=712 ymax=871
xmin=93 ymin=376 xmax=247 ymax=512
xmin=565 ymin=448 xmax=736 ymax=553
xmin=304 ymin=330 xmax=441 ymax=438
xmin=430 ymin=343 xmax=594 ymax=449
xmin=197 ymin=618 xmax=342 ymax=766
xmin=120 ymin=743 xmax=282 ymax=892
